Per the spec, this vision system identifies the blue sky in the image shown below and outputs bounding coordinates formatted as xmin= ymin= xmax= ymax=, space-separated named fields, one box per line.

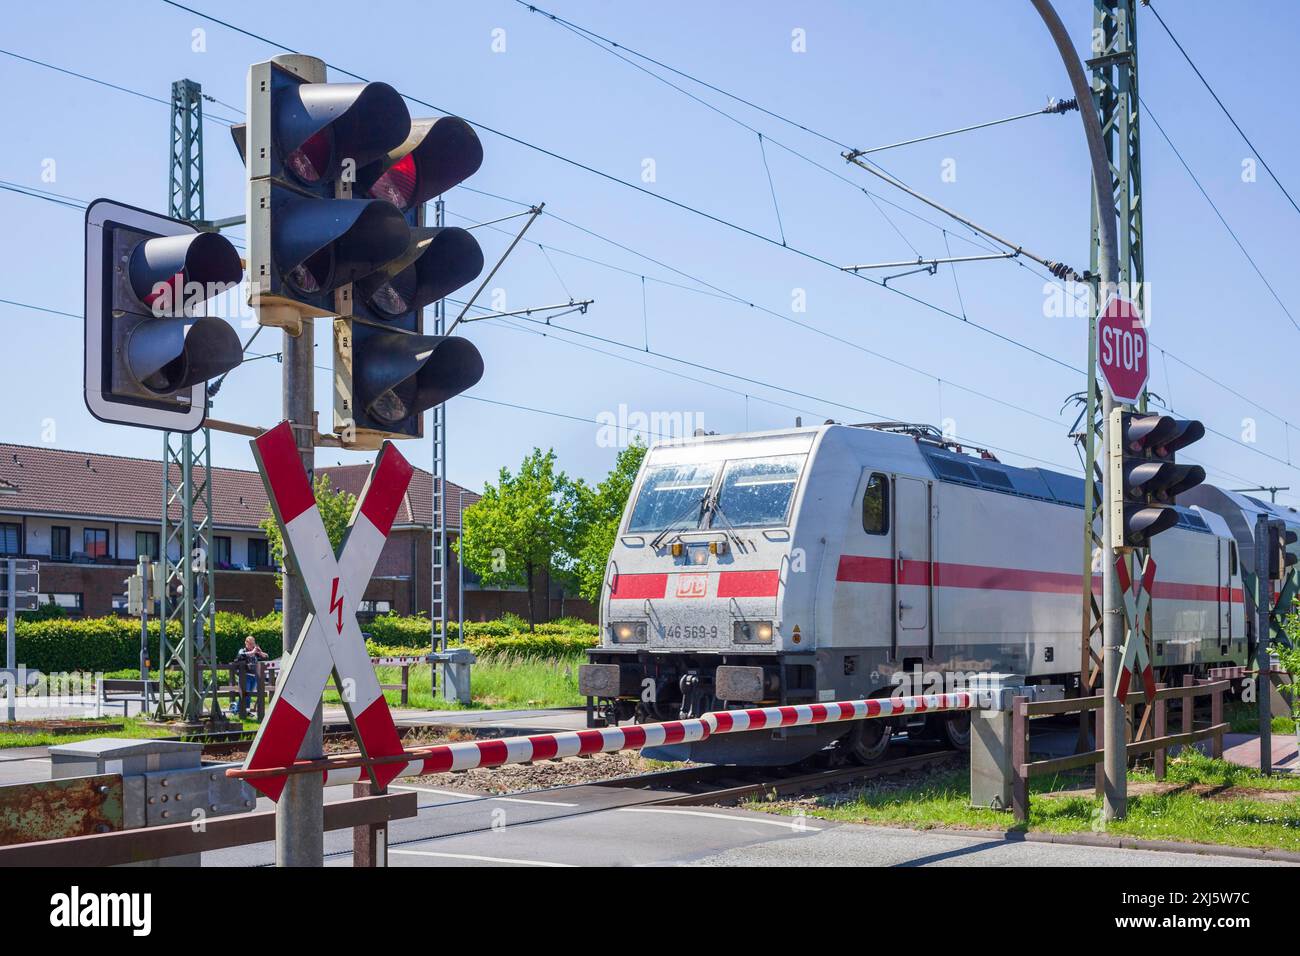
xmin=2 ymin=0 xmax=1298 ymax=504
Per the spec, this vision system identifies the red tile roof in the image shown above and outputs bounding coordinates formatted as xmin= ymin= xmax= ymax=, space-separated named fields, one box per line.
xmin=0 ymin=443 xmax=475 ymax=532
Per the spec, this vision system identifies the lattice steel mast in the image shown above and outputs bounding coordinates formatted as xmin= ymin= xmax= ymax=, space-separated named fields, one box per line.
xmin=1080 ymin=0 xmax=1147 ymax=703
xmin=157 ymin=78 xmax=220 ymax=723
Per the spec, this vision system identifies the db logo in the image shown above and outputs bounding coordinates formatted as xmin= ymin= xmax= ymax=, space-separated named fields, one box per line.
xmin=675 ymin=574 xmax=708 ymax=598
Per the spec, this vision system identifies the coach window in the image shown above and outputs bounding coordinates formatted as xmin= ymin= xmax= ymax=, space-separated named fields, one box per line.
xmin=862 ymin=473 xmax=889 ymax=535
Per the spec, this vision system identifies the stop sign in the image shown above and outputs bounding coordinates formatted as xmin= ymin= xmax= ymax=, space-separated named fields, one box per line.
xmin=1097 ymin=294 xmax=1148 ymax=405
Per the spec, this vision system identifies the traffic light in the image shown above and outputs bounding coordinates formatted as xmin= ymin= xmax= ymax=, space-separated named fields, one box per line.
xmin=1108 ymin=409 xmax=1206 ymax=548
xmin=335 ymin=116 xmax=487 ymax=443
xmin=1267 ymin=520 xmax=1298 ymax=580
xmin=245 ymin=57 xmax=486 ymax=447
xmin=245 ymin=59 xmax=412 ymax=323
xmin=84 ymin=198 xmax=243 ymax=433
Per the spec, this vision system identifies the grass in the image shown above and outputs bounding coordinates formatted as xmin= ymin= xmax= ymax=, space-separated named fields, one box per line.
xmin=0 ymin=715 xmax=182 ymax=749
xmin=322 ymin=654 xmax=585 ymax=711
xmin=754 ymin=749 xmax=1300 ymax=852
xmin=1226 ymin=699 xmax=1295 ymax=734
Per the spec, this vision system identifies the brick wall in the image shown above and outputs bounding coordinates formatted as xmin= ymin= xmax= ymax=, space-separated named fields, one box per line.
xmin=35 ymin=562 xmax=282 ymax=617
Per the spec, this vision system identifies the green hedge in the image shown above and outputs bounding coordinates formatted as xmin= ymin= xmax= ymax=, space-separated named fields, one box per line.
xmin=0 ymin=612 xmax=284 ymax=674
xmin=1 ymin=611 xmax=597 ymax=673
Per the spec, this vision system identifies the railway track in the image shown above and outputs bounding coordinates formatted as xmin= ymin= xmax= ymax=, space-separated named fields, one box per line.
xmin=624 ymin=748 xmax=957 ymax=806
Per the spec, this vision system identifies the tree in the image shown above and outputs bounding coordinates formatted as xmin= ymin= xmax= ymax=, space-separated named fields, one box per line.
xmin=456 ymin=449 xmax=575 ymax=629
xmin=260 ymin=473 xmax=357 ymax=588
xmin=571 ymin=440 xmax=647 ymax=604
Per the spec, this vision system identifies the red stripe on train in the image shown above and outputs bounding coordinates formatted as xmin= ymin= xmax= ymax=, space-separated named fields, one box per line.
xmin=837 ymin=556 xmax=1243 ymax=602
xmin=716 ymin=569 xmax=780 ymax=598
xmin=609 ymin=572 xmax=668 ymax=600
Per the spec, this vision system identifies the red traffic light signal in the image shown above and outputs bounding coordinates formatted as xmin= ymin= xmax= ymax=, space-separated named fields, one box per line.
xmin=85 ymin=199 xmax=243 ymax=432
xmin=247 ymin=56 xmax=487 ymax=447
xmin=358 ymin=116 xmax=484 ymax=212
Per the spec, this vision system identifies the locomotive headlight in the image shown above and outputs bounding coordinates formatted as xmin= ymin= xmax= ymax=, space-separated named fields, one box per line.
xmin=610 ymin=621 xmax=648 ymax=644
xmin=733 ymin=620 xmax=775 ymax=645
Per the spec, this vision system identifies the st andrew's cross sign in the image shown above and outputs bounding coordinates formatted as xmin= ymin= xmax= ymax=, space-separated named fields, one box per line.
xmin=242 ymin=421 xmax=413 ymax=800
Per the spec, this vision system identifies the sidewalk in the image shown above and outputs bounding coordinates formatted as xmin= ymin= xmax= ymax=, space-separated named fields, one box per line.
xmin=1222 ymin=732 xmax=1299 ymax=773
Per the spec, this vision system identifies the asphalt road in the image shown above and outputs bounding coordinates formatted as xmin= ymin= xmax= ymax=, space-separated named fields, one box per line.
xmin=200 ymin=780 xmax=1290 ymax=868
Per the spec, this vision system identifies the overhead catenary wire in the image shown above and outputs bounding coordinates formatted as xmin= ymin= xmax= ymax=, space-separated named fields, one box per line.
xmin=454 ymin=198 xmax=1071 ymax=428
xmin=451 ymin=188 xmax=1300 ymax=485
xmin=1 ymin=108 xmax=1291 ymax=489
xmin=0 ymin=47 xmax=241 ymax=127
xmin=505 ymin=0 xmax=1300 ymax=462
xmin=1145 ymin=0 xmax=1300 ymax=221
xmin=452 ymin=186 xmax=1300 ymax=476
xmin=152 ymin=0 xmax=1093 ymax=383
xmin=1140 ymin=97 xmax=1299 ymax=335
xmin=851 ymin=98 xmax=1079 ymax=155
xmin=0 ymin=156 xmax=1076 ymax=452
xmin=5 ymin=7 xmax=1294 ymax=494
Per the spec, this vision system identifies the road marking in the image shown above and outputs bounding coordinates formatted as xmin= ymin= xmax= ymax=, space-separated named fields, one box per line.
xmin=392 ymin=785 xmax=478 ymax=800
xmin=616 ymin=807 xmax=822 ymax=831
xmin=489 ymin=796 xmax=580 ymax=808
xmin=390 ymin=849 xmax=574 ymax=867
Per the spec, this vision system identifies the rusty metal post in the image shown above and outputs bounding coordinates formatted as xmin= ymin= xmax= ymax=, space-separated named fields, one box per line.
xmin=1094 ymin=703 xmax=1105 ymax=799
xmin=400 ymin=665 xmax=410 ymax=707
xmin=234 ymin=660 xmax=246 ymax=719
xmin=1012 ymin=696 xmax=1029 ymax=824
xmin=255 ymin=661 xmax=266 ymax=723
xmin=1154 ymin=684 xmax=1166 ymax=780
xmin=1211 ymin=682 xmax=1224 ymax=759
xmin=352 ymin=781 xmax=388 ymax=867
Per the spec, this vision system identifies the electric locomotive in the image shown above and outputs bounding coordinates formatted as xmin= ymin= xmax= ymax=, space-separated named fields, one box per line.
xmin=578 ymin=422 xmax=1288 ymax=765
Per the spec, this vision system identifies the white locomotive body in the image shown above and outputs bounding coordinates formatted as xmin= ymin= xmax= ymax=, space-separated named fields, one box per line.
xmin=579 ymin=423 xmax=1258 ymax=765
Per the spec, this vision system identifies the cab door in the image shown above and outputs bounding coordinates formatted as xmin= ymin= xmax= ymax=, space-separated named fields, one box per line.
xmin=894 ymin=476 xmax=931 ymax=638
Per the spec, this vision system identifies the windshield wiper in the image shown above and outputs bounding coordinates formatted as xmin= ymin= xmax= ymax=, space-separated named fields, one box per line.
xmin=702 ymin=492 xmax=746 ymax=552
xmin=649 ymin=493 xmax=709 ymax=550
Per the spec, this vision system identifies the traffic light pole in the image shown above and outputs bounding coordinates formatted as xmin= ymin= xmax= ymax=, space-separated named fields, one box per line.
xmin=1031 ymin=0 xmax=1126 ymax=819
xmin=1253 ymin=513 xmax=1273 ymax=775
xmin=264 ymin=53 xmax=328 ymax=868
xmin=277 ymin=310 xmax=324 ymax=865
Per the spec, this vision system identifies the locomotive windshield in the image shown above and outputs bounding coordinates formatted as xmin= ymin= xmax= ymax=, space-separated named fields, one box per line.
xmin=714 ymin=454 xmax=804 ymax=526
xmin=626 ymin=462 xmax=718 ymax=533
xmin=627 ymin=452 xmax=807 ymax=532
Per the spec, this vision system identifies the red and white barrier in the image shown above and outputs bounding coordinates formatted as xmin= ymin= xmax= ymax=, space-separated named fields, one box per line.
xmin=228 ymin=691 xmax=974 ymax=788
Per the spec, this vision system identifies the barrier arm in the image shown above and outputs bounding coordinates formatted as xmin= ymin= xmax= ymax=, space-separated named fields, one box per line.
xmin=227 ymin=692 xmax=976 ymax=788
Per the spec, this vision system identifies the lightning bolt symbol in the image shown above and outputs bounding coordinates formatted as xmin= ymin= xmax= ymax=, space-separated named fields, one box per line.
xmin=329 ymin=576 xmax=344 ymax=634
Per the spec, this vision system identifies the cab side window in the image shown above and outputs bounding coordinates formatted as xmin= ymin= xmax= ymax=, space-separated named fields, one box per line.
xmin=862 ymin=473 xmax=889 ymax=535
